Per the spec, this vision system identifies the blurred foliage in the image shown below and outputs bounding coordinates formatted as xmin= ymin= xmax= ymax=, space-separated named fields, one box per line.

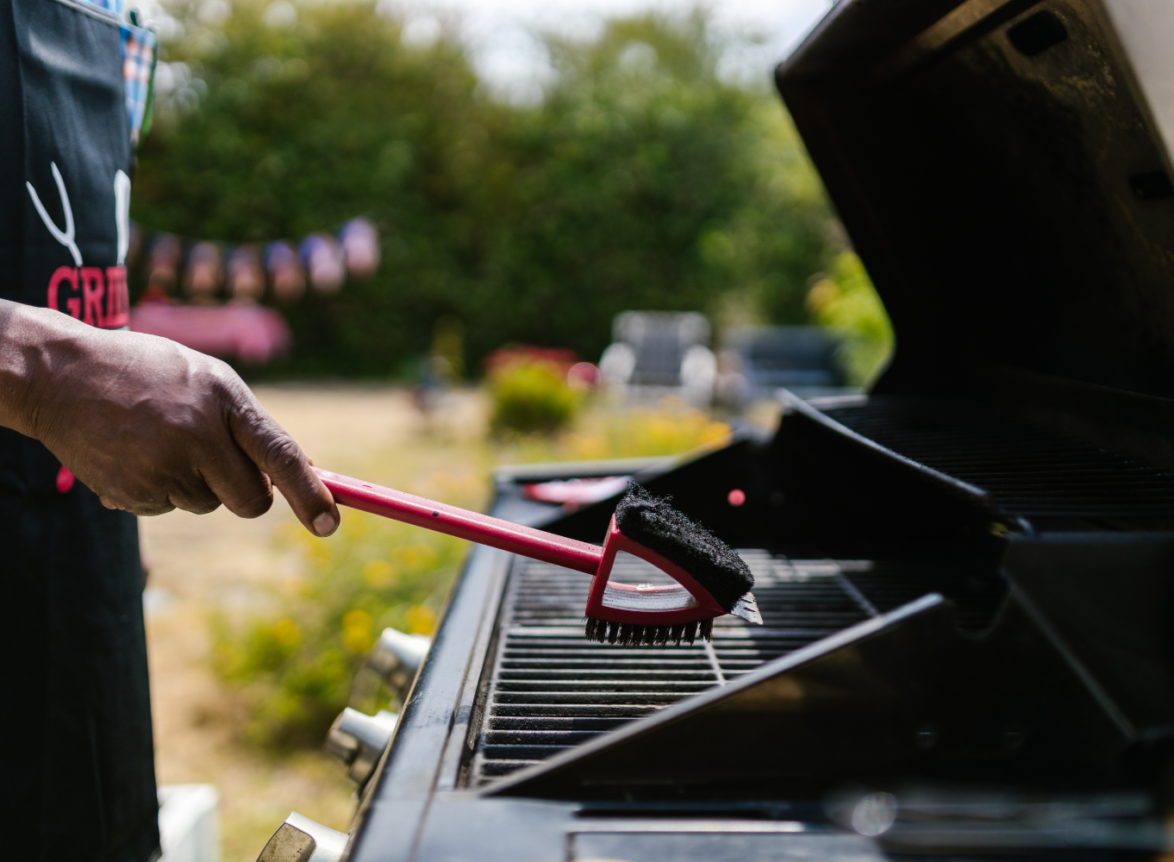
xmin=133 ymin=1 xmax=845 ymax=376
xmin=212 ymin=472 xmax=477 ymax=747
xmin=488 ymin=358 xmax=582 ymax=435
xmin=807 ymin=251 xmax=894 ymax=387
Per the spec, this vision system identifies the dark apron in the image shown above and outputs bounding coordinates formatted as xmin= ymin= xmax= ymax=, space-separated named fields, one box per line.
xmin=0 ymin=1 xmax=159 ymax=860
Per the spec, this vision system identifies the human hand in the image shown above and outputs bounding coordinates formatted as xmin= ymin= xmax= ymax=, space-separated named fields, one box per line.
xmin=0 ymin=302 xmax=339 ymax=536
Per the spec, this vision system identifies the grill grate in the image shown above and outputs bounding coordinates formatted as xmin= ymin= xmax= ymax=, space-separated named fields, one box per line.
xmin=820 ymin=400 xmax=1174 ymax=524
xmin=466 ymin=549 xmax=1002 ymax=786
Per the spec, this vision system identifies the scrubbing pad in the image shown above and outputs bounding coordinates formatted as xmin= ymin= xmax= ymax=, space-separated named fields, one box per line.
xmin=614 ymin=484 xmax=754 ymax=612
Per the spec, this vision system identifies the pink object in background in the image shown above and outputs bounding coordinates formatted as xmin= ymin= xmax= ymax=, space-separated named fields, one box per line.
xmin=56 ymin=465 xmax=75 ymax=494
xmin=130 ymin=304 xmax=292 ymax=364
xmin=567 ymin=361 xmax=601 ymax=390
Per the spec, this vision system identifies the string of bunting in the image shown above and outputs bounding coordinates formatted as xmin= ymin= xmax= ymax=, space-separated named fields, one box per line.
xmin=129 ymin=216 xmax=381 ymax=305
xmin=125 ymin=217 xmax=381 ymax=364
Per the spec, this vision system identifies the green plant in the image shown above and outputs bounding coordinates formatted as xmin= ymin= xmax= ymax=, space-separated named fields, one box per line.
xmin=806 ymin=251 xmax=895 ymax=387
xmin=488 ymin=359 xmax=581 ymax=435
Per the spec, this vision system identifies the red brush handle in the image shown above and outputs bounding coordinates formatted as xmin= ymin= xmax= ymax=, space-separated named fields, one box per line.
xmin=314 ymin=468 xmax=603 ymax=575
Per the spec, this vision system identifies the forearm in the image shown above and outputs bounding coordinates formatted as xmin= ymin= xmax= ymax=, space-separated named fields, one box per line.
xmin=0 ymin=299 xmax=85 ymax=440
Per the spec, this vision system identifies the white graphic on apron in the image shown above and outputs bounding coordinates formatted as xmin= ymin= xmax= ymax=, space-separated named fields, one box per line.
xmin=114 ymin=170 xmax=131 ymax=266
xmin=26 ymin=162 xmax=83 ymax=267
xmin=29 ymin=164 xmax=132 ymax=329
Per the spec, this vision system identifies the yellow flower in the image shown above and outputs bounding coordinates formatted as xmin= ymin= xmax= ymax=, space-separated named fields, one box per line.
xmin=363 ymin=560 xmax=395 ymax=588
xmin=342 ymin=609 xmax=373 ymax=653
xmin=342 ymin=609 xmax=371 ymax=633
xmin=272 ymin=618 xmax=301 ymax=649
xmin=343 ymin=627 xmax=373 ymax=654
xmin=405 ymin=605 xmax=438 ymax=635
xmin=392 ymin=544 xmax=437 ymax=571
xmin=343 ymin=514 xmax=370 ymax=540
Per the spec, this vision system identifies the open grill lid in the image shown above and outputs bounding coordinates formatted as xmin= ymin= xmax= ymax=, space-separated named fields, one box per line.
xmin=776 ymin=0 xmax=1174 ymax=416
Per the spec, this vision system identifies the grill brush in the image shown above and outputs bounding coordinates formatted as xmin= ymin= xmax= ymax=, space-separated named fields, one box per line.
xmin=315 ymin=469 xmax=761 ymax=646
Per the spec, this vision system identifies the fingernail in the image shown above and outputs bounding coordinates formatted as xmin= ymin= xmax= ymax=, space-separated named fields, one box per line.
xmin=312 ymin=512 xmax=339 ymax=537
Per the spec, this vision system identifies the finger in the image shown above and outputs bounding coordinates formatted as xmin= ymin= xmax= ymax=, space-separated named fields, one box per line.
xmin=229 ymin=406 xmax=339 ymax=537
xmin=167 ymin=481 xmax=223 ymax=516
xmin=198 ymin=443 xmax=275 ymax=520
xmin=98 ymin=490 xmax=176 ymax=517
xmin=83 ymin=468 xmax=177 ymax=516
xmin=97 ymin=472 xmax=215 ymax=517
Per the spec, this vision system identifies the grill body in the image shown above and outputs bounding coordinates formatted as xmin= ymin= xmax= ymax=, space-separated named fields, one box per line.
xmin=343 ymin=0 xmax=1174 ymax=858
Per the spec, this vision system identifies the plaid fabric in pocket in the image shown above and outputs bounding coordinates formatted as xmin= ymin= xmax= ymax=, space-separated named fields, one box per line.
xmin=120 ymin=23 xmax=157 ymax=146
xmin=48 ymin=0 xmax=157 ymax=147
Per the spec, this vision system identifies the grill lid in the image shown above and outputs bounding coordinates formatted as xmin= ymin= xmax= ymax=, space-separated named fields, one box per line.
xmin=777 ymin=0 xmax=1174 ymax=406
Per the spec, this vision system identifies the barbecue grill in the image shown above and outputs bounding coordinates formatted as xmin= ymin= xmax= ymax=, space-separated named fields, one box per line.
xmin=258 ymin=0 xmax=1174 ymax=858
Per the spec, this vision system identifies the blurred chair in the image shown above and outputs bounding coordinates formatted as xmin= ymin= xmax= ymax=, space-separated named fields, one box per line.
xmin=599 ymin=311 xmax=716 ymax=407
xmin=717 ymin=325 xmax=847 ymax=407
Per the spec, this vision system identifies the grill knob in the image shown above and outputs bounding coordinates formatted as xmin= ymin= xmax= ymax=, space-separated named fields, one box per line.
xmin=324 ymin=707 xmax=398 ymax=787
xmin=367 ymin=627 xmax=431 ymax=694
xmin=256 ymin=812 xmax=347 ymax=862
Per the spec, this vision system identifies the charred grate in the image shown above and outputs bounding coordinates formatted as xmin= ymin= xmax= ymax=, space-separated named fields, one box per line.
xmin=820 ymin=400 xmax=1174 ymax=524
xmin=465 ymin=549 xmax=1001 ymax=786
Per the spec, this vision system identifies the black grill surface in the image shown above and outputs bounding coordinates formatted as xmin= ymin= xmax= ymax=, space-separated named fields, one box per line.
xmin=820 ymin=400 xmax=1174 ymax=527
xmin=466 ymin=549 xmax=1003 ymax=786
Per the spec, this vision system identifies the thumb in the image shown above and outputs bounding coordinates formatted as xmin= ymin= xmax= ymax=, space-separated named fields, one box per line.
xmin=230 ymin=406 xmax=339 ymax=537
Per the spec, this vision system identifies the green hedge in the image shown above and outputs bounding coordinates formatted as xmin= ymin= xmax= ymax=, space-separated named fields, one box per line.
xmin=132 ymin=2 xmax=841 ymax=377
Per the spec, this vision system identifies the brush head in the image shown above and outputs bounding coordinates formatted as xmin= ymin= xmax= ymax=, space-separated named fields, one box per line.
xmin=613 ymin=484 xmax=754 ymax=613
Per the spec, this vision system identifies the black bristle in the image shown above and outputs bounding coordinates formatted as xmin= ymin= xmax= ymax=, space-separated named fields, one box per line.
xmin=614 ymin=484 xmax=754 ymax=612
xmin=584 ymin=615 xmax=716 ymax=647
